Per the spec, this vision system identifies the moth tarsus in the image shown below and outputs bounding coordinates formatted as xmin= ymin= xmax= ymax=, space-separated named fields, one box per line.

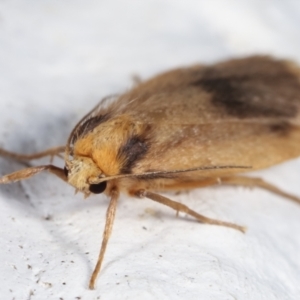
xmin=1 ymin=55 xmax=300 ymax=289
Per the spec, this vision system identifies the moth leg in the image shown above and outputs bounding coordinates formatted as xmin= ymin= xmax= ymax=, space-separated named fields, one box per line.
xmin=163 ymin=178 xmax=220 ymax=218
xmin=0 ymin=146 xmax=65 ymax=163
xmin=163 ymin=176 xmax=300 ymax=205
xmin=220 ymin=176 xmax=300 ymax=205
xmin=0 ymin=165 xmax=67 ymax=183
xmin=89 ymin=188 xmax=119 ymax=290
xmin=135 ymin=190 xmax=245 ymax=233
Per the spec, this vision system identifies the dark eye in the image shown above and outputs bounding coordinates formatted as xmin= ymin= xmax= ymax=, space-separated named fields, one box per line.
xmin=89 ymin=181 xmax=107 ymax=194
xmin=64 ymin=166 xmax=69 ymax=177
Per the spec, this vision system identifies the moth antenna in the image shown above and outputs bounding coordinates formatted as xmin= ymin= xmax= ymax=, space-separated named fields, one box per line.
xmin=93 ymin=165 xmax=252 ymax=183
xmin=0 ymin=165 xmax=67 ymax=184
xmin=0 ymin=146 xmax=65 ymax=162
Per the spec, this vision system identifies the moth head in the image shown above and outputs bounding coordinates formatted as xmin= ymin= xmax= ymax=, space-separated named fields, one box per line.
xmin=64 ymin=156 xmax=107 ymax=196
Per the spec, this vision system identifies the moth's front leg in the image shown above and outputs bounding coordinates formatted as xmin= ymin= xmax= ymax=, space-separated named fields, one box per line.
xmin=89 ymin=188 xmax=120 ymax=290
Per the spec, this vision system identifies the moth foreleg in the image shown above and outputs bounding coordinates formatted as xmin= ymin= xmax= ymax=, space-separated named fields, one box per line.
xmin=135 ymin=189 xmax=245 ymax=233
xmin=89 ymin=188 xmax=120 ymax=290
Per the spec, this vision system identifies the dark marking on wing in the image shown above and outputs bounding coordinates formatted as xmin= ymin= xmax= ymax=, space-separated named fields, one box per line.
xmin=269 ymin=121 xmax=293 ymax=136
xmin=192 ymin=57 xmax=300 ymax=119
xmin=119 ymin=135 xmax=149 ymax=174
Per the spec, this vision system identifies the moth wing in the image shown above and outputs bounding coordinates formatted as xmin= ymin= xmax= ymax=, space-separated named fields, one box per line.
xmin=128 ymin=120 xmax=300 ymax=180
xmin=117 ymin=56 xmax=300 ymax=125
xmin=116 ymin=56 xmax=300 ymax=178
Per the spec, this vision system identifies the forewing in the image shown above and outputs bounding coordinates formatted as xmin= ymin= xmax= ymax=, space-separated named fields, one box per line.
xmin=117 ymin=56 xmax=300 ymax=125
xmin=116 ymin=56 xmax=300 ymax=177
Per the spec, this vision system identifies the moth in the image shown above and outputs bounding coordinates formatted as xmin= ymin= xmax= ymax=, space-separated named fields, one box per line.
xmin=1 ymin=56 xmax=300 ymax=289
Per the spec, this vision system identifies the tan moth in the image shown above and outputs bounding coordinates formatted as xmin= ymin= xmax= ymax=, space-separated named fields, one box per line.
xmin=1 ymin=56 xmax=300 ymax=289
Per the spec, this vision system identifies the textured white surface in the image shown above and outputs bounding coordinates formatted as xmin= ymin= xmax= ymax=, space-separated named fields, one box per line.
xmin=0 ymin=1 xmax=300 ymax=299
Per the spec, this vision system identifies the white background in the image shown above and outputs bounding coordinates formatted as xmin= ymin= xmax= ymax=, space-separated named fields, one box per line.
xmin=1 ymin=1 xmax=300 ymax=299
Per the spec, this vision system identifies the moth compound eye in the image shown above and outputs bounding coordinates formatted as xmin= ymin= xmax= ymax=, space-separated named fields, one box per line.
xmin=89 ymin=181 xmax=107 ymax=194
xmin=63 ymin=166 xmax=69 ymax=177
